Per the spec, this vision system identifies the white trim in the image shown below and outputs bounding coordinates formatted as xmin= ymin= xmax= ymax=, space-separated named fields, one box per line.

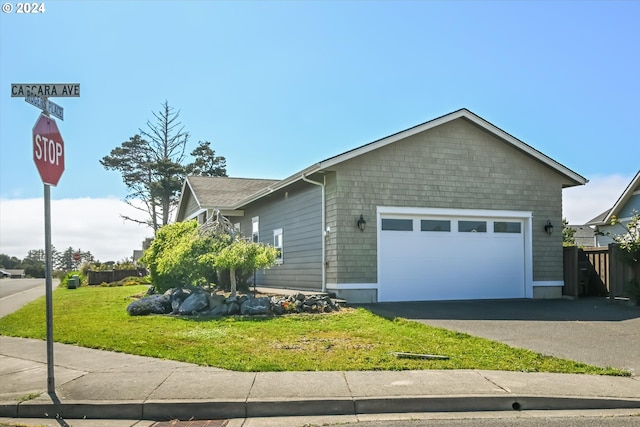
xmin=377 ymin=206 xmax=533 ymax=219
xmin=317 ymin=109 xmax=586 ymax=186
xmin=185 ymin=208 xmax=207 ymax=222
xmin=232 ymin=109 xmax=587 ymax=210
xmin=600 ymin=170 xmax=640 ymax=225
xmin=273 ymin=228 xmax=283 ymax=265
xmin=251 ymin=216 xmax=259 ymax=243
xmin=533 ymin=281 xmax=564 ymax=288
xmin=326 ymin=283 xmax=378 ymax=290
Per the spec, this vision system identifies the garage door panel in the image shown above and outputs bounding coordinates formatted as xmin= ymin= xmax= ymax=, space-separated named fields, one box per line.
xmin=379 ymin=215 xmax=525 ymax=302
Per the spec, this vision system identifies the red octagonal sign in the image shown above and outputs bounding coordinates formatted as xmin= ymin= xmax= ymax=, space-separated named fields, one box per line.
xmin=33 ymin=113 xmax=65 ymax=186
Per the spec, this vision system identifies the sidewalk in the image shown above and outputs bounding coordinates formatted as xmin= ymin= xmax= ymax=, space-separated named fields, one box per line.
xmin=1 ymin=336 xmax=639 ymax=422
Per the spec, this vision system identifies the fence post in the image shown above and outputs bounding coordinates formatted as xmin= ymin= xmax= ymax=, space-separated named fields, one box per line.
xmin=563 ymin=246 xmax=578 ymax=297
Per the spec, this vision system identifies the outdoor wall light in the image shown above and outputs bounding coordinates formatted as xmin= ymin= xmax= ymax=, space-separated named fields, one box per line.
xmin=544 ymin=220 xmax=554 ymax=235
xmin=357 ymin=215 xmax=366 ymax=232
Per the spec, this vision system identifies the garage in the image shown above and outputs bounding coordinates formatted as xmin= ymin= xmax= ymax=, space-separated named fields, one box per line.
xmin=377 ymin=208 xmax=530 ymax=302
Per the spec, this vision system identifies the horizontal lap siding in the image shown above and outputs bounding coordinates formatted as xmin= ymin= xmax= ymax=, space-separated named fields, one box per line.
xmin=241 ymin=184 xmax=323 ymax=290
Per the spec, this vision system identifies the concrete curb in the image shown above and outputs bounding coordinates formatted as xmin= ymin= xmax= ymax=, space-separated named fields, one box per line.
xmin=2 ymin=395 xmax=639 ymax=421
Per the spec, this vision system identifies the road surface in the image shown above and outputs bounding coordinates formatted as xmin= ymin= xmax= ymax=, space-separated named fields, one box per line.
xmin=0 ymin=278 xmax=53 ymax=318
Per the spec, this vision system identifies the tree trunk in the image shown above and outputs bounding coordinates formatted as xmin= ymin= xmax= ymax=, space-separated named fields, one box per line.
xmin=230 ymin=267 xmax=237 ymax=297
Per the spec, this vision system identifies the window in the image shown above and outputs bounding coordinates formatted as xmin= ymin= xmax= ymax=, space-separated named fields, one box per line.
xmin=421 ymin=219 xmax=451 ymax=232
xmin=494 ymin=221 xmax=521 ymax=233
xmin=459 ymin=220 xmax=487 ymax=233
xmin=381 ymin=218 xmax=413 ymax=231
xmin=252 ymin=217 xmax=259 ymax=243
xmin=273 ymin=228 xmax=283 ymax=264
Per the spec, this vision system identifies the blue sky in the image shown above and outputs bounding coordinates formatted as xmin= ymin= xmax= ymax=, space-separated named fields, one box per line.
xmin=1 ymin=1 xmax=638 ymax=261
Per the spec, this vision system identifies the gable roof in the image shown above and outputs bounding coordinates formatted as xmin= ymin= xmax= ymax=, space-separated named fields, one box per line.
xmin=175 ymin=176 xmax=279 ymax=220
xmin=237 ymin=108 xmax=587 ymax=207
xmin=586 ymin=169 xmax=640 ymax=226
xmin=568 ymin=224 xmax=597 ymax=248
xmin=177 ymin=108 xmax=588 ymax=215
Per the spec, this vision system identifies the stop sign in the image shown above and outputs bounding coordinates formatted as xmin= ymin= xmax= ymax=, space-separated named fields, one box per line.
xmin=33 ymin=113 xmax=65 ymax=186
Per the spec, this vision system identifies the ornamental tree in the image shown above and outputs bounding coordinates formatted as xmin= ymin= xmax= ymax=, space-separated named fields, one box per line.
xmin=207 ymin=238 xmax=279 ymax=296
xmin=611 ymin=211 xmax=640 ymax=264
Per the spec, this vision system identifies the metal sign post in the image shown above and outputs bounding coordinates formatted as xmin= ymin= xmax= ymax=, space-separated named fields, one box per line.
xmin=44 ymin=183 xmax=54 ymax=393
xmin=12 ymin=82 xmax=79 ymax=395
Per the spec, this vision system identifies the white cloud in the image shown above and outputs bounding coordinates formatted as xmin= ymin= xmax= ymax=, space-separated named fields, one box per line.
xmin=1 ymin=175 xmax=631 ymax=261
xmin=0 ymin=197 xmax=153 ymax=261
xmin=563 ymin=173 xmax=634 ymax=225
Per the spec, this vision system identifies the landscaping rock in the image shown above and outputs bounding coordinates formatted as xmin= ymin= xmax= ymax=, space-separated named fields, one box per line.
xmin=128 ymin=286 xmax=344 ymax=318
xmin=227 ymin=301 xmax=240 ymax=315
xmin=240 ymin=296 xmax=271 ymax=315
xmin=178 ymin=291 xmax=209 ymax=315
xmin=127 ymin=294 xmax=171 ymax=316
xmin=208 ymin=294 xmax=225 ymax=309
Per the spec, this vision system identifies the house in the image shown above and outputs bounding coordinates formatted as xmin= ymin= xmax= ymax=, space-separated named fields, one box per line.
xmin=175 ymin=108 xmax=587 ymax=303
xmin=0 ymin=269 xmax=25 ymax=278
xmin=586 ymin=170 xmax=640 ymax=247
xmin=568 ymin=224 xmax=597 ymax=248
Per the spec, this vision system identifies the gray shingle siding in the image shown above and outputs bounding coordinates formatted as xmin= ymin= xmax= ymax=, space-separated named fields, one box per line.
xmin=325 ymin=118 xmax=567 ymax=285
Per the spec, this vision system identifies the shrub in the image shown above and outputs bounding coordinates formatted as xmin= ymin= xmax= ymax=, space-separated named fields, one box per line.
xmin=60 ymin=271 xmax=86 ymax=288
xmin=140 ymin=221 xmax=230 ymax=293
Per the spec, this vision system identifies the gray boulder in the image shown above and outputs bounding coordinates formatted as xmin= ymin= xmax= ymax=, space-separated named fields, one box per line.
xmin=127 ymin=294 xmax=171 ymax=316
xmin=240 ymin=297 xmax=271 ymax=315
xmin=178 ymin=291 xmax=209 ymax=315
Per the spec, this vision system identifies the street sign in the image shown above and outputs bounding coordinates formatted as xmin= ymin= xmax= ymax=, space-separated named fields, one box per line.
xmin=11 ymin=83 xmax=80 ymax=97
xmin=33 ymin=114 xmax=65 ymax=186
xmin=25 ymin=95 xmax=64 ymax=121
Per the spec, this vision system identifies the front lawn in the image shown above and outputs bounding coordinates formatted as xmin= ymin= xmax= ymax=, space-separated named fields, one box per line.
xmin=0 ymin=285 xmax=628 ymax=375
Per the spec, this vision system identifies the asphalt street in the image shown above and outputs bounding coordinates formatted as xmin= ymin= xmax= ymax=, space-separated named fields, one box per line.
xmin=0 ymin=278 xmax=44 ymax=299
xmin=0 ymin=278 xmax=49 ymax=318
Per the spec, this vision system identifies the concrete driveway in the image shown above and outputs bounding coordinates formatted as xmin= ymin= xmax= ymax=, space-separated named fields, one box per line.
xmin=360 ymin=298 xmax=640 ymax=375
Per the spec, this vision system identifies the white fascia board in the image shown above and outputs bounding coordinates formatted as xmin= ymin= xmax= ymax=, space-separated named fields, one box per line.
xmin=185 ymin=208 xmax=206 ymax=222
xmin=318 ymin=112 xmax=463 ymax=170
xmin=318 ymin=109 xmax=587 ymax=186
xmin=174 ymin=178 xmax=197 ymax=222
xmin=232 ymin=164 xmax=321 ymax=208
xmin=377 ymin=206 xmax=533 ymax=219
xmin=461 ymin=112 xmax=588 ymax=186
xmin=603 ymin=170 xmax=640 ymax=224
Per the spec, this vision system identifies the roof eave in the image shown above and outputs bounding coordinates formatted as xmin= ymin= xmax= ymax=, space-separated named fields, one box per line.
xmin=174 ymin=178 xmax=199 ymax=222
xmin=601 ymin=170 xmax=640 ymax=224
xmin=317 ymin=109 xmax=587 ymax=186
xmin=233 ymin=164 xmax=322 ymax=208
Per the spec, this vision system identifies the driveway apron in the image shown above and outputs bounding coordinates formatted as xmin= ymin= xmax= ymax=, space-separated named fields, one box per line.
xmin=360 ymin=298 xmax=640 ymax=375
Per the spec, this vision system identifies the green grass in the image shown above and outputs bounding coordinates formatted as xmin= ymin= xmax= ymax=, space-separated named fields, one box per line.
xmin=0 ymin=286 xmax=629 ymax=375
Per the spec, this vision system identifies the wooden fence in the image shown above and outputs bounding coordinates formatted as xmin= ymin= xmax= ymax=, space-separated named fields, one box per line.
xmin=563 ymin=244 xmax=639 ymax=299
xmin=88 ymin=268 xmax=147 ymax=285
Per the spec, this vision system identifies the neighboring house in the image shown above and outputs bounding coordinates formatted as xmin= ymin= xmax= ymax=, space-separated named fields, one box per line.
xmin=0 ymin=269 xmax=25 ymax=278
xmin=175 ymin=108 xmax=587 ymax=303
xmin=569 ymin=224 xmax=597 ymax=248
xmin=586 ymin=170 xmax=640 ymax=247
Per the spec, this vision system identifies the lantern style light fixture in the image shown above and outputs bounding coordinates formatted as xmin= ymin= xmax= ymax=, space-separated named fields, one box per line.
xmin=357 ymin=215 xmax=366 ymax=232
xmin=544 ymin=220 xmax=554 ymax=235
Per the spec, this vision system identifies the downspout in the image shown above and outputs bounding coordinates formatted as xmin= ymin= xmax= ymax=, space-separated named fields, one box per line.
xmin=301 ymin=173 xmax=326 ymax=292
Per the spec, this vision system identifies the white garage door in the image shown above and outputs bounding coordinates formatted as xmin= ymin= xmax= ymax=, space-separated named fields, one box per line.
xmin=378 ymin=212 xmax=526 ymax=302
